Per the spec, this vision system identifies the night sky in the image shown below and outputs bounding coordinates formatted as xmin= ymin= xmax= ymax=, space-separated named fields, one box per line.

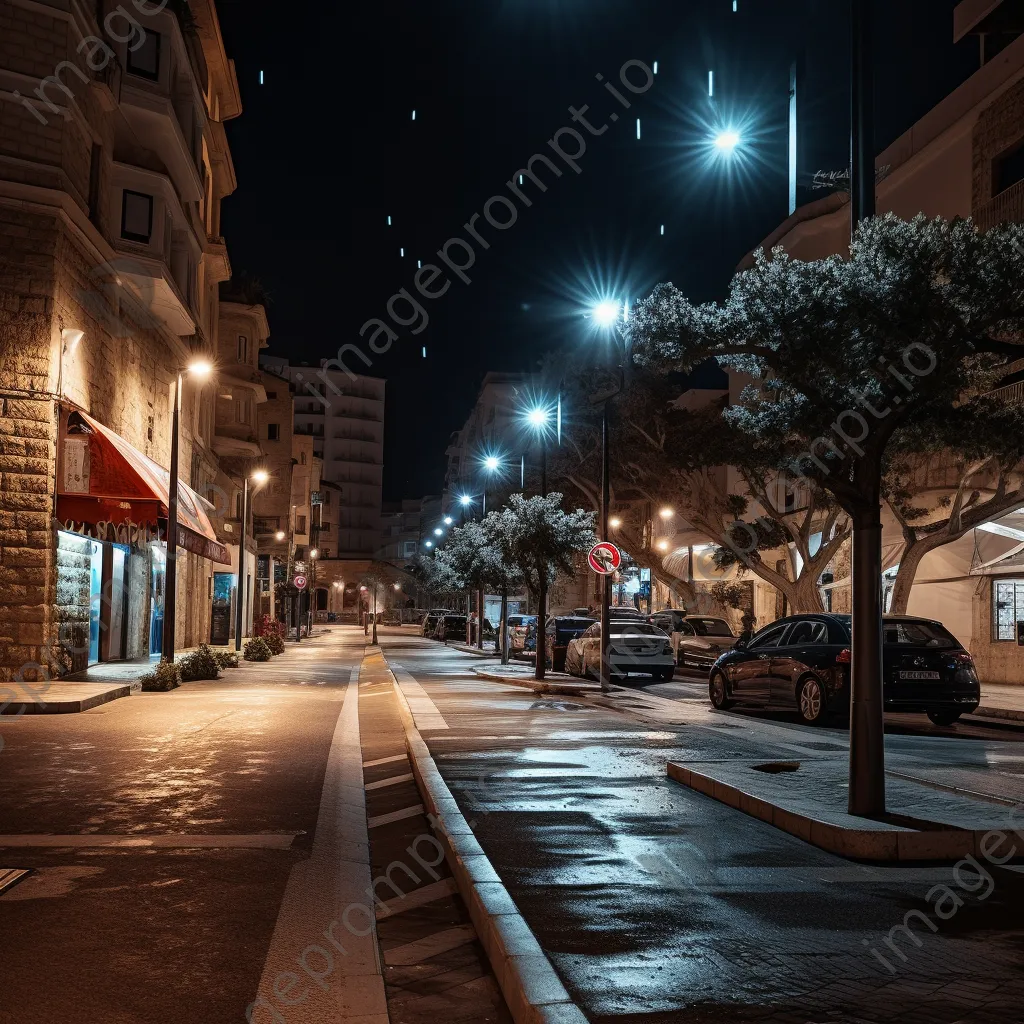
xmin=216 ymin=0 xmax=976 ymax=501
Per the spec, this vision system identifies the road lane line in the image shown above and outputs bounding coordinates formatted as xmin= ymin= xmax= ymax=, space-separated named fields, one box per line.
xmin=364 ymin=773 xmax=415 ymax=791
xmin=375 ymin=877 xmax=458 ymax=919
xmin=248 ymin=667 xmax=388 ymax=1023
xmin=388 ymin=664 xmax=449 ymax=730
xmin=382 ymin=925 xmax=477 ymax=966
xmin=362 ymin=753 xmax=408 ymax=768
xmin=367 ymin=804 xmax=424 ymax=828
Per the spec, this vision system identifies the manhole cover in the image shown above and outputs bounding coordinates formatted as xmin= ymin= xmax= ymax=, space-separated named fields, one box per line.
xmin=751 ymin=761 xmax=801 ymax=774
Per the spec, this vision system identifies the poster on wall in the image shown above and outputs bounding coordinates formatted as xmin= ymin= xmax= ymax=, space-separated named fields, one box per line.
xmin=62 ymin=436 xmax=91 ymax=494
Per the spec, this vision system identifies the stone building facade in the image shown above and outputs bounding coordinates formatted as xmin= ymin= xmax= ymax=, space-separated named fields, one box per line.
xmin=0 ymin=0 xmax=242 ymax=679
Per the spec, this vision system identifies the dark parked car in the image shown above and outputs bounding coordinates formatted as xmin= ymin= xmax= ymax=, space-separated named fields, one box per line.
xmin=543 ymin=615 xmax=597 ymax=672
xmin=651 ymin=611 xmax=738 ymax=671
xmin=708 ymin=613 xmax=980 ymax=726
xmin=421 ymin=609 xmax=451 ymax=637
xmin=433 ymin=614 xmax=468 ymax=642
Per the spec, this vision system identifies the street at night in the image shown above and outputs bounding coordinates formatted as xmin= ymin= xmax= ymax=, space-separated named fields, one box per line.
xmin=6 ymin=0 xmax=1024 ymax=1021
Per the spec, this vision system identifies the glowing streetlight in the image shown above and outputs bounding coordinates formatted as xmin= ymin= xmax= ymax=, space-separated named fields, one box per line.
xmin=425 ymin=540 xmax=433 ymax=548
xmin=526 ymin=407 xmax=550 ymax=429
xmin=714 ymin=129 xmax=741 ymax=154
xmin=443 ymin=515 xmax=453 ymax=525
xmin=609 ymin=516 xmax=622 ymax=529
xmin=459 ymin=494 xmax=472 ymax=507
xmin=253 ymin=469 xmax=270 ymax=486
xmin=275 ymin=530 xmax=286 ymax=541
xmin=233 ymin=466 xmax=270 ymax=653
xmin=309 ymin=548 xmax=318 ymax=560
xmin=434 ymin=527 xmax=444 ymax=536
xmin=187 ymin=358 xmax=213 ymax=379
xmin=393 ymin=583 xmax=401 ymax=591
xmin=659 ymin=507 xmax=674 ymax=520
xmin=592 ymin=300 xmax=621 ymax=327
xmin=483 ymin=455 xmax=501 ymax=472
xmin=657 ymin=539 xmax=670 ymax=551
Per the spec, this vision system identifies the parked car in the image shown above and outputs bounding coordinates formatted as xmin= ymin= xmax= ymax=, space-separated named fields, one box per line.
xmin=608 ymin=606 xmax=651 ymax=622
xmin=565 ymin=619 xmax=675 ymax=681
xmin=543 ymin=615 xmax=597 ymax=672
xmin=420 ymin=609 xmax=451 ymax=637
xmin=433 ymin=614 xmax=468 ymax=643
xmin=508 ymin=614 xmax=537 ymax=655
xmin=651 ymin=611 xmax=738 ymax=671
xmin=708 ymin=613 xmax=981 ymax=726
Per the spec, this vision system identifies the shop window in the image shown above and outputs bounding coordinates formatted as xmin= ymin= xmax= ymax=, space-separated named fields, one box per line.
xmin=121 ymin=190 xmax=153 ymax=243
xmin=993 ymin=579 xmax=1024 ymax=640
xmin=296 ymin=515 xmax=307 ymax=533
xmin=127 ymin=28 xmax=161 ymax=81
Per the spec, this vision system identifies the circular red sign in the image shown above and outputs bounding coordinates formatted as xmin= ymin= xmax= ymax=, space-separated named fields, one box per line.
xmin=588 ymin=542 xmax=621 ymax=575
xmin=294 ymin=575 xmax=308 ymax=590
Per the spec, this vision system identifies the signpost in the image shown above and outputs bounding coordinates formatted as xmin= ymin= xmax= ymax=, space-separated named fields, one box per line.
xmin=294 ymin=574 xmax=307 ymax=590
xmin=588 ymin=541 xmax=621 ymax=576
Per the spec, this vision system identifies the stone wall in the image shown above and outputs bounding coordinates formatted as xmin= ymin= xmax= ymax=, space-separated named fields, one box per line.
xmin=972 ymin=76 xmax=1024 ymax=210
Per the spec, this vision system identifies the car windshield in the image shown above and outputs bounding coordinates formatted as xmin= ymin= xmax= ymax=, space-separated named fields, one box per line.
xmin=610 ymin=622 xmax=662 ymax=636
xmin=551 ymin=618 xmax=595 ymax=632
xmin=689 ymin=618 xmax=734 ymax=637
xmin=884 ymin=620 xmax=959 ymax=649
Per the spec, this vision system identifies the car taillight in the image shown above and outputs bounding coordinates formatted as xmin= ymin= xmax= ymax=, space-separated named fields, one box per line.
xmin=836 ymin=648 xmax=851 ymax=664
xmin=953 ymin=652 xmax=974 ymax=664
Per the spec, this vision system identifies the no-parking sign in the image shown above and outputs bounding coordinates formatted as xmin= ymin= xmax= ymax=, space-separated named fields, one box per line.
xmin=293 ymin=574 xmax=308 ymax=590
xmin=588 ymin=542 xmax=621 ymax=575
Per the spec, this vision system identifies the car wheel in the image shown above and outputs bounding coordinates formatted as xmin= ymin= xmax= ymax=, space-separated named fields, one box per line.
xmin=927 ymin=709 xmax=963 ymax=727
xmin=797 ymin=675 xmax=827 ymax=725
xmin=709 ymin=671 xmax=733 ymax=710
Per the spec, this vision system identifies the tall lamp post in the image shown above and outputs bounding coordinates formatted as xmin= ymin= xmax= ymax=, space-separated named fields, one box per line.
xmin=162 ymin=358 xmax=213 ymax=664
xmin=848 ymin=0 xmax=884 ymax=818
xmin=591 ymin=300 xmax=628 ymax=693
xmin=526 ymin=404 xmax=552 ymax=680
xmin=234 ymin=468 xmax=269 ymax=652
xmin=477 ymin=454 xmax=503 ymax=649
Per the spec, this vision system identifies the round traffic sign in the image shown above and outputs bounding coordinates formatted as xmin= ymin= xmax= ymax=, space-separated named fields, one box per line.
xmin=294 ymin=575 xmax=308 ymax=590
xmin=588 ymin=542 xmax=621 ymax=575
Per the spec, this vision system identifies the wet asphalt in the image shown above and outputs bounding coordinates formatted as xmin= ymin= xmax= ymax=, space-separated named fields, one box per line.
xmin=379 ymin=628 xmax=1024 ymax=1024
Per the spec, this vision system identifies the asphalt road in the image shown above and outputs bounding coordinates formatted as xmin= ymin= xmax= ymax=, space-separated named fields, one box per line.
xmin=379 ymin=628 xmax=1024 ymax=1024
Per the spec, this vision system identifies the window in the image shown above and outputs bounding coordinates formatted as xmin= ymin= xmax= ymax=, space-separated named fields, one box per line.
xmin=235 ymin=397 xmax=248 ymax=424
xmin=121 ymin=190 xmax=153 ymax=243
xmin=749 ymin=623 xmax=790 ymax=649
xmin=886 ymin=619 xmax=959 ymax=649
xmin=234 ymin=491 xmax=242 ymax=518
xmin=994 ymin=580 xmax=1024 ymax=640
xmin=266 ymin=391 xmax=277 ymax=400
xmin=237 ymin=335 xmax=249 ymax=363
xmin=267 ymin=423 xmax=280 ymax=441
xmin=126 ymin=28 xmax=161 ymax=80
xmin=785 ymin=619 xmax=828 ymax=646
xmin=296 ymin=515 xmax=307 ymax=534
xmin=994 ymin=142 xmax=1024 ymax=197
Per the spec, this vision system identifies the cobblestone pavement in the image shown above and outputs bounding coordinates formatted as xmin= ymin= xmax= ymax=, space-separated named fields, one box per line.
xmin=380 ymin=629 xmax=1024 ymax=1024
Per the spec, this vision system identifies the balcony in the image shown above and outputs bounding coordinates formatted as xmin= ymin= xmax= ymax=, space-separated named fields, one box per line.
xmin=108 ymin=251 xmax=196 ymax=336
xmin=205 ymin=236 xmax=231 ymax=284
xmin=973 ymin=179 xmax=1024 ymax=232
xmin=987 ymin=379 xmax=1024 ymax=403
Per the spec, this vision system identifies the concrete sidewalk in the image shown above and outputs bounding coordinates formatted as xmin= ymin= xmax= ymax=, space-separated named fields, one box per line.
xmin=978 ymin=682 xmax=1024 ymax=722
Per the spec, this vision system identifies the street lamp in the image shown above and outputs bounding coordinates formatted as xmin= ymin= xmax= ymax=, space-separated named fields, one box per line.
xmin=589 ymin=299 xmax=629 ymax=693
xmin=234 ymin=467 xmax=269 ymax=652
xmin=459 ymin=494 xmax=473 ymax=507
xmin=275 ymin=530 xmax=286 ymax=541
xmin=434 ymin=527 xmax=444 ymax=536
xmin=163 ymin=358 xmax=213 ymax=663
xmin=713 ymin=128 xmax=741 ymax=153
xmin=609 ymin=516 xmax=622 ymax=529
xmin=659 ymin=507 xmax=674 ymax=520
xmin=443 ymin=516 xmax=453 ymax=525
xmin=524 ymin=402 xmax=555 ymax=680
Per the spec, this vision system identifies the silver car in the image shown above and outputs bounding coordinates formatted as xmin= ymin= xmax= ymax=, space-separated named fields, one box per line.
xmin=565 ymin=620 xmax=675 ymax=681
xmin=651 ymin=612 xmax=738 ymax=672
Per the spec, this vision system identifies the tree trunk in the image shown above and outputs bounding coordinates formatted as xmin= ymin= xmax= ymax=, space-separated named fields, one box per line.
xmin=888 ymin=537 xmax=934 ymax=615
xmin=500 ymin=586 xmax=509 ymax=665
xmin=477 ymin=585 xmax=484 ymax=649
xmin=535 ymin=563 xmax=546 ymax=681
xmin=789 ymin=572 xmax=828 ymax=614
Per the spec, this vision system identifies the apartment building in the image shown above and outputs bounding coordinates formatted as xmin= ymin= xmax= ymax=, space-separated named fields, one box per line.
xmin=0 ymin=0 xmax=242 ymax=676
xmin=259 ymin=358 xmax=385 ymax=559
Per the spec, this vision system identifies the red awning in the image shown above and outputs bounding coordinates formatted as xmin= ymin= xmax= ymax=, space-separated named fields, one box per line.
xmin=56 ymin=411 xmax=231 ymax=565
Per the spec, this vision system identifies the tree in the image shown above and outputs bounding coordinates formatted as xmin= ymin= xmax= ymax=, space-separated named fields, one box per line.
xmin=492 ymin=493 xmax=596 ymax=679
xmin=631 ymin=214 xmax=1024 ymax=815
xmin=359 ymin=562 xmax=402 ymax=645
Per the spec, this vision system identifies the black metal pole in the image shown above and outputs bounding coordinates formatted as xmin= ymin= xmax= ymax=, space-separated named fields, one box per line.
xmin=848 ymin=0 xmax=884 ymax=817
xmin=234 ymin=476 xmax=248 ymax=652
xmin=535 ymin=436 xmax=548 ymax=681
xmin=162 ymin=372 xmax=181 ymax=663
xmin=600 ymin=398 xmax=611 ymax=692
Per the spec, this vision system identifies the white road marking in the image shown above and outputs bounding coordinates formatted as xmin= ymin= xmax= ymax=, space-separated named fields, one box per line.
xmin=0 ymin=834 xmax=297 ymax=849
xmin=368 ymin=804 xmax=425 ymax=828
xmin=362 ymin=753 xmax=408 ymax=768
xmin=375 ymin=877 xmax=458 ymax=919
xmin=249 ymin=671 xmax=389 ymax=1022
xmin=364 ymin=773 xmax=415 ymax=791
xmin=382 ymin=925 xmax=477 ymax=966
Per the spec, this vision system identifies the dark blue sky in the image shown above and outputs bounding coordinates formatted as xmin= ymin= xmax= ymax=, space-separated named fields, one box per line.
xmin=217 ymin=0 xmax=976 ymax=500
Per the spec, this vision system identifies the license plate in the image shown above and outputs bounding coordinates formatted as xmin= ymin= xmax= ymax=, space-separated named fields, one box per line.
xmin=899 ymin=670 xmax=940 ymax=680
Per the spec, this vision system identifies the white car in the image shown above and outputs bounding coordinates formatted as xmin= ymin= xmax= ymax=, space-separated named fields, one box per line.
xmin=565 ymin=620 xmax=675 ymax=681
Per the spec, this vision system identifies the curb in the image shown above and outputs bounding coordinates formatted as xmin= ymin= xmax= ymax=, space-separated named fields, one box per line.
xmin=387 ymin=661 xmax=587 ymax=1024
xmin=667 ymin=761 xmax=1019 ymax=863
xmin=973 ymin=704 xmax=1024 ymax=724
xmin=0 ymin=683 xmax=136 ymax=716
xmin=472 ymin=667 xmax=600 ymax=697
xmin=447 ymin=643 xmax=500 ymax=659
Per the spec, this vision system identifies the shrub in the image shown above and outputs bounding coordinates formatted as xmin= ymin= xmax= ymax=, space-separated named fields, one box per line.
xmin=215 ymin=650 xmax=239 ymax=669
xmin=254 ymin=614 xmax=286 ymax=639
xmin=264 ymin=631 xmax=286 ymax=655
xmin=139 ymin=661 xmax=181 ymax=692
xmin=243 ymin=636 xmax=272 ymax=662
xmin=178 ymin=644 xmax=220 ymax=681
